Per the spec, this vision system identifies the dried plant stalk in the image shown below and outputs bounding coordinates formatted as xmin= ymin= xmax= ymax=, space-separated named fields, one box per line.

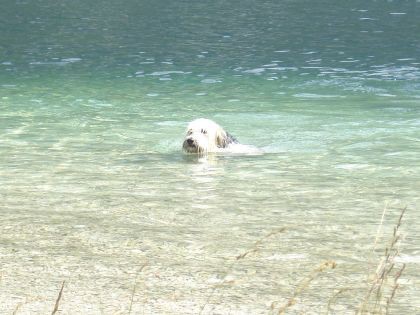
xmin=273 ymin=260 xmax=337 ymax=314
xmin=358 ymin=207 xmax=406 ymax=314
xmin=51 ymin=281 xmax=65 ymax=315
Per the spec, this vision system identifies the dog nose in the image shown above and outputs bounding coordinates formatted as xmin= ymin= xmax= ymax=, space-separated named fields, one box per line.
xmin=187 ymin=138 xmax=194 ymax=145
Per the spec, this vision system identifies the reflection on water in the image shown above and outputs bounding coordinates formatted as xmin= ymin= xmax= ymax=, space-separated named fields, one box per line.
xmin=1 ymin=0 xmax=419 ymax=313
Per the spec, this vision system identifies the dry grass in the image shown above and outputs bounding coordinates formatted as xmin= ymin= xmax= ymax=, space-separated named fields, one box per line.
xmin=358 ymin=207 xmax=406 ymax=315
xmin=51 ymin=281 xmax=65 ymax=315
xmin=12 ymin=302 xmax=24 ymax=315
xmin=199 ymin=227 xmax=287 ymax=314
xmin=271 ymin=260 xmax=337 ymax=314
xmin=10 ymin=208 xmax=408 ymax=314
xmin=128 ymin=263 xmax=148 ymax=315
xmin=324 ymin=207 xmax=407 ymax=315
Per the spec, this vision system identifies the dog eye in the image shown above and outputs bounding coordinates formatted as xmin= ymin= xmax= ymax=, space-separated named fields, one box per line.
xmin=201 ymin=129 xmax=207 ymax=134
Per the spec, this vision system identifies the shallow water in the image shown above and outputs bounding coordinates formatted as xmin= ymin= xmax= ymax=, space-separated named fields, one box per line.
xmin=1 ymin=0 xmax=419 ymax=314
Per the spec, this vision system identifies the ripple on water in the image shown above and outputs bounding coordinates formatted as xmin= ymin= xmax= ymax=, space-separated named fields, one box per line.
xmin=292 ymin=93 xmax=345 ymax=99
xmin=200 ymin=78 xmax=222 ymax=83
xmin=149 ymin=71 xmax=189 ymax=76
xmin=29 ymin=58 xmax=82 ymax=66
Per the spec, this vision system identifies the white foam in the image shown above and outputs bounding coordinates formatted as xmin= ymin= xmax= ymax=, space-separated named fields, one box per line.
xmin=218 ymin=143 xmax=264 ymax=155
xmin=200 ymin=78 xmax=222 ymax=84
xmin=61 ymin=58 xmax=82 ymax=63
xmin=396 ymin=254 xmax=420 ymax=264
xmin=243 ymin=68 xmax=265 ymax=74
xmin=149 ymin=71 xmax=187 ymax=76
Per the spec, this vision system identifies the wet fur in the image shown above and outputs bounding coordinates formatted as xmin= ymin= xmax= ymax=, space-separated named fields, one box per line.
xmin=182 ymin=118 xmax=238 ymax=154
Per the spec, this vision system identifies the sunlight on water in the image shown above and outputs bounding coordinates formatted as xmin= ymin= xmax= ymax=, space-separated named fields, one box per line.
xmin=1 ymin=0 xmax=419 ymax=313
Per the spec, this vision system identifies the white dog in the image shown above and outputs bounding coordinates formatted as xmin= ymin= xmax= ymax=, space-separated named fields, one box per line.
xmin=182 ymin=118 xmax=261 ymax=155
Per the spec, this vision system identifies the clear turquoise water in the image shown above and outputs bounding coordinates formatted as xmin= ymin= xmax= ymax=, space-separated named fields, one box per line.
xmin=1 ymin=1 xmax=419 ymax=313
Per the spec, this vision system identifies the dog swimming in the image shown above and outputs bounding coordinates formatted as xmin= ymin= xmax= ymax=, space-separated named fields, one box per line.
xmin=182 ymin=118 xmax=262 ymax=155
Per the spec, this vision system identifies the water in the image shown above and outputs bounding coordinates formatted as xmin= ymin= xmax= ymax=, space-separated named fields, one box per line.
xmin=1 ymin=0 xmax=419 ymax=313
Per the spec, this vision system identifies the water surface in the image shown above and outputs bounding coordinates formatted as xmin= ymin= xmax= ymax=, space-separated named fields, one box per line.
xmin=1 ymin=0 xmax=419 ymax=313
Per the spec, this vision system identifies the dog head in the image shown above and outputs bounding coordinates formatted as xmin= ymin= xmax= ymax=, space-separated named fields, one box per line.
xmin=182 ymin=118 xmax=230 ymax=154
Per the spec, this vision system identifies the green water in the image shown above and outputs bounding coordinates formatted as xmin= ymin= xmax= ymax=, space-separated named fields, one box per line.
xmin=1 ymin=1 xmax=419 ymax=314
